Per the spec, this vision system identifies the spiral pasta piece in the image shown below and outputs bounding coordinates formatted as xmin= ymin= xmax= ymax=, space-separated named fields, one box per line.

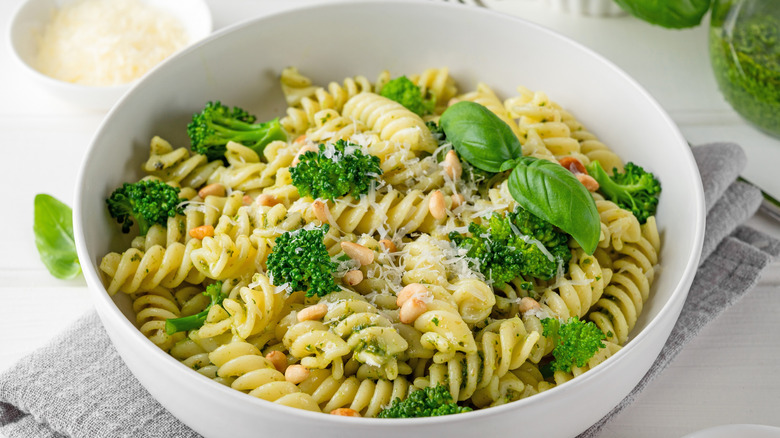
xmin=342 ymin=92 xmax=437 ymax=153
xmin=292 ymin=188 xmax=445 ymax=237
xmin=306 ymin=109 xmax=368 ymax=144
xmin=283 ymin=319 xmax=351 ymax=378
xmin=100 ymin=239 xmax=206 ymax=295
xmin=222 ymin=274 xmax=286 ymax=339
xmin=596 ymin=199 xmax=642 ymax=251
xmin=299 ymin=368 xmax=410 ymax=417
xmin=505 ymin=86 xmax=581 ymax=159
xmin=280 ymin=66 xmax=319 ymax=107
xmin=409 ymin=67 xmax=458 ymax=113
xmin=320 ymin=291 xmax=408 ymax=380
xmin=281 ymin=68 xmax=375 ymax=136
xmin=143 ymin=136 xmax=222 ymax=189
xmin=536 ymin=249 xmax=611 ymax=320
xmin=209 ymin=341 xmax=321 ymax=411
xmin=188 ymin=232 xmax=258 ymax=280
xmin=402 ymin=235 xmax=494 ymax=324
xmin=133 ymin=286 xmax=184 ymax=351
xmin=205 ymin=142 xmax=268 ymax=193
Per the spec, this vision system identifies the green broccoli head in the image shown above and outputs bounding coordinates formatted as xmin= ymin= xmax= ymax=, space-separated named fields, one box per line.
xmin=380 ymin=76 xmax=435 ymax=117
xmin=289 ymin=139 xmax=382 ymax=201
xmin=586 ymin=160 xmax=661 ymax=224
xmin=449 ymin=206 xmax=572 ymax=286
xmin=266 ymin=224 xmax=339 ymax=298
xmin=106 ymin=179 xmax=184 ymax=235
xmin=187 ymin=101 xmax=287 ymax=162
xmin=377 ymin=385 xmax=472 ymax=418
xmin=164 ymin=281 xmax=225 ymax=335
xmin=541 ymin=317 xmax=606 ymax=373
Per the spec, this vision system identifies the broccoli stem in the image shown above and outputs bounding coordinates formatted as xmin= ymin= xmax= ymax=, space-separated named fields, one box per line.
xmin=164 ymin=310 xmax=208 ymax=335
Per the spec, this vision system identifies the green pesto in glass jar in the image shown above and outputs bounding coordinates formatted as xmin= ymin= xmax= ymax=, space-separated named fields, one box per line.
xmin=709 ymin=0 xmax=780 ymax=137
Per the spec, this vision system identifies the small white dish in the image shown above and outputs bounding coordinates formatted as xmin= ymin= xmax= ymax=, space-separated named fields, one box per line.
xmin=8 ymin=0 xmax=213 ymax=110
xmin=682 ymin=424 xmax=780 ymax=438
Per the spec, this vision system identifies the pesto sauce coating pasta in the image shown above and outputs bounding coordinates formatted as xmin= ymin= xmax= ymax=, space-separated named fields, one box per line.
xmin=100 ymin=67 xmax=661 ymax=416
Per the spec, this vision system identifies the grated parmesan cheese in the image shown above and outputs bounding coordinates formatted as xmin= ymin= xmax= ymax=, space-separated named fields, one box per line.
xmin=35 ymin=0 xmax=189 ymax=86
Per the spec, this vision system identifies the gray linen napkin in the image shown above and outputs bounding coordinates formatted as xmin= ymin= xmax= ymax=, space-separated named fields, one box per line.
xmin=2 ymin=143 xmax=778 ymax=438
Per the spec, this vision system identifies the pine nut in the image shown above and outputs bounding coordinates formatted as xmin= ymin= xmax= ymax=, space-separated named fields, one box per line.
xmin=343 ymin=269 xmax=363 ymax=286
xmin=518 ymin=297 xmax=540 ymax=314
xmin=341 ymin=242 xmax=374 ymax=266
xmin=577 ymin=173 xmax=600 ymax=192
xmin=379 ymin=239 xmax=397 ymax=253
xmin=292 ymin=145 xmax=317 ymax=166
xmin=294 ymin=135 xmax=307 ymax=144
xmin=242 ymin=195 xmax=253 ymax=206
xmin=297 ymin=303 xmax=328 ymax=322
xmin=330 ymin=408 xmax=361 ymax=417
xmin=451 ymin=193 xmax=465 ymax=208
xmin=397 ymin=283 xmax=427 ymax=307
xmin=265 ymin=351 xmax=287 ymax=373
xmin=198 ymin=183 xmax=226 ymax=199
xmin=256 ymin=193 xmax=279 ymax=207
xmin=189 ymin=225 xmax=214 ymax=240
xmin=284 ymin=364 xmax=310 ymax=384
xmin=399 ymin=298 xmax=427 ymax=324
xmin=313 ymin=200 xmax=330 ymax=223
xmin=443 ymin=150 xmax=462 ymax=180
xmin=558 ymin=156 xmax=586 ymax=175
xmin=429 ymin=190 xmax=447 ymax=220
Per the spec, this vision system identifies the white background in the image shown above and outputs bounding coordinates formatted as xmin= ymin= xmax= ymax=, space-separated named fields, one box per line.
xmin=1 ymin=1 xmax=779 ymax=437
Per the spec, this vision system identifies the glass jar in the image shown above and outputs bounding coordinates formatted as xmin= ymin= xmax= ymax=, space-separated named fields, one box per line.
xmin=709 ymin=0 xmax=780 ymax=138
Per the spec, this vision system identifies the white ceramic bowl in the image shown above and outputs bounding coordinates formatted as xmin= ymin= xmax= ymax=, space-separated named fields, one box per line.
xmin=74 ymin=2 xmax=705 ymax=437
xmin=8 ymin=0 xmax=213 ymax=110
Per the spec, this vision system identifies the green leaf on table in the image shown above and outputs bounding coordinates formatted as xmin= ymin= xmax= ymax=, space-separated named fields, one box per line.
xmin=507 ymin=157 xmax=601 ymax=254
xmin=33 ymin=193 xmax=81 ymax=279
xmin=440 ymin=101 xmax=523 ymax=173
xmin=613 ymin=0 xmax=712 ymax=29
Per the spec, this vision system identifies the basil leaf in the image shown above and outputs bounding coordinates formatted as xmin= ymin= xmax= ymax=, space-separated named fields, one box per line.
xmin=613 ymin=0 xmax=711 ymax=29
xmin=507 ymin=157 xmax=600 ymax=254
xmin=34 ymin=194 xmax=81 ymax=279
xmin=440 ymin=101 xmax=523 ymax=173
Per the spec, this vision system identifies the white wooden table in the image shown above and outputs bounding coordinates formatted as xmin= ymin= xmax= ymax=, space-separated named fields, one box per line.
xmin=2 ymin=1 xmax=779 ymax=437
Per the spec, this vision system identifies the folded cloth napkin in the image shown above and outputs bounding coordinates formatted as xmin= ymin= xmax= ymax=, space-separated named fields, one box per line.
xmin=1 ymin=143 xmax=778 ymax=438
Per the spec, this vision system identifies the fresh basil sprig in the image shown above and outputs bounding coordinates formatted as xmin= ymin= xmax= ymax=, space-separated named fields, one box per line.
xmin=440 ymin=101 xmax=523 ymax=173
xmin=34 ymin=194 xmax=81 ymax=279
xmin=507 ymin=158 xmax=600 ymax=254
xmin=440 ymin=102 xmax=600 ymax=254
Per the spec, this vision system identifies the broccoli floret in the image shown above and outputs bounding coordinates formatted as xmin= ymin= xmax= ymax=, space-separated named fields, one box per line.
xmin=187 ymin=101 xmax=286 ymax=162
xmin=106 ymin=180 xmax=183 ymax=235
xmin=449 ymin=206 xmax=572 ymax=286
xmin=266 ymin=225 xmax=339 ymax=298
xmin=380 ymin=76 xmax=435 ymax=117
xmin=585 ymin=160 xmax=661 ymax=224
xmin=165 ymin=281 xmax=225 ymax=334
xmin=541 ymin=317 xmax=606 ymax=373
xmin=289 ymin=140 xmax=382 ymax=201
xmin=377 ymin=385 xmax=472 ymax=418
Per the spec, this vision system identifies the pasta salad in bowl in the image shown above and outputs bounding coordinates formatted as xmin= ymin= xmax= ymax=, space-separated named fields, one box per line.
xmin=74 ymin=2 xmax=705 ymax=437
